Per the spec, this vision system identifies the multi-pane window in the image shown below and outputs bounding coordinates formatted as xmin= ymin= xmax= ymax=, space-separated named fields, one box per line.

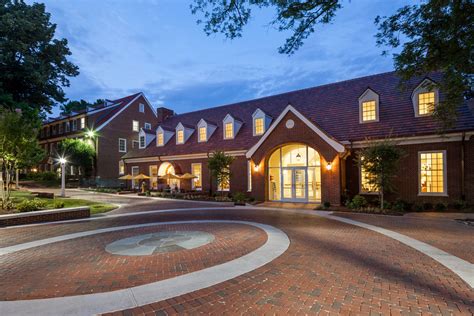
xmin=360 ymin=167 xmax=378 ymax=193
xmin=139 ymin=103 xmax=145 ymax=113
xmin=118 ymin=138 xmax=127 ymax=152
xmin=254 ymin=118 xmax=264 ymax=135
xmin=119 ymin=161 xmax=125 ymax=175
xmin=139 ymin=135 xmax=146 ymax=148
xmin=80 ymin=117 xmax=85 ymax=129
xmin=157 ymin=132 xmax=164 ymax=146
xmin=199 ymin=126 xmax=207 ymax=142
xmin=361 ymin=101 xmax=377 ymax=122
xmin=176 ymin=130 xmax=184 ymax=144
xmin=418 ymin=92 xmax=435 ymax=115
xmin=72 ymin=120 xmax=77 ymax=131
xmin=144 ymin=122 xmax=151 ymax=130
xmin=191 ymin=163 xmax=202 ymax=190
xmin=217 ymin=167 xmax=230 ymax=191
xmin=420 ymin=151 xmax=446 ymax=194
xmin=224 ymin=122 xmax=233 ymax=139
xmin=132 ymin=120 xmax=139 ymax=132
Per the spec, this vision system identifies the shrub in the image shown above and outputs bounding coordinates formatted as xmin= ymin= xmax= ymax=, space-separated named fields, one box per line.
xmin=16 ymin=198 xmax=46 ymax=212
xmin=323 ymin=201 xmax=331 ymax=209
xmin=39 ymin=171 xmax=58 ymax=181
xmin=413 ymin=204 xmax=423 ymax=212
xmin=451 ymin=199 xmax=467 ymax=210
xmin=393 ymin=199 xmax=413 ymax=212
xmin=423 ymin=202 xmax=433 ymax=211
xmin=53 ymin=200 xmax=65 ymax=209
xmin=434 ymin=203 xmax=447 ymax=211
xmin=232 ymin=192 xmax=246 ymax=203
xmin=383 ymin=201 xmax=392 ymax=210
xmin=347 ymin=195 xmax=367 ymax=209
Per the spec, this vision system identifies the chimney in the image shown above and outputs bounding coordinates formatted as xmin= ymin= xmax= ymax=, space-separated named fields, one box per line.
xmin=156 ymin=107 xmax=174 ymax=123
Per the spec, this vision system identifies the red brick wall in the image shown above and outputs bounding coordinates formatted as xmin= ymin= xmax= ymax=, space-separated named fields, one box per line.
xmin=345 ymin=140 xmax=471 ymax=204
xmin=0 ymin=208 xmax=90 ymax=227
xmin=465 ymin=135 xmax=474 ymax=203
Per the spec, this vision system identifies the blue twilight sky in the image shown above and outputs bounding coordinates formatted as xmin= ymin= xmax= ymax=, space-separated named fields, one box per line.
xmin=29 ymin=0 xmax=413 ymax=116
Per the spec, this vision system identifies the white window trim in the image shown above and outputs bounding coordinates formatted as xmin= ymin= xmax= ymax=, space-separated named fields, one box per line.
xmin=418 ymin=150 xmax=448 ymax=196
xmin=139 ymin=134 xmax=146 ymax=149
xmin=139 ymin=103 xmax=145 ymax=113
xmin=224 ymin=122 xmax=234 ymax=140
xmin=253 ymin=117 xmax=264 ymax=136
xmin=80 ymin=117 xmax=86 ymax=129
xmin=118 ymin=138 xmax=127 ymax=153
xmin=132 ymin=120 xmax=139 ymax=132
xmin=157 ymin=132 xmax=164 ymax=146
xmin=131 ymin=166 xmax=139 ymax=187
xmin=144 ymin=122 xmax=151 ymax=130
xmin=176 ymin=129 xmax=185 ymax=144
xmin=412 ymin=79 xmax=439 ymax=117
xmin=198 ymin=126 xmax=207 ymax=143
xmin=191 ymin=163 xmax=202 ymax=191
xmin=358 ymin=88 xmax=379 ymax=124
xmin=247 ymin=160 xmax=252 ymax=192
xmin=252 ymin=108 xmax=271 ymax=136
xmin=118 ymin=160 xmax=125 ymax=175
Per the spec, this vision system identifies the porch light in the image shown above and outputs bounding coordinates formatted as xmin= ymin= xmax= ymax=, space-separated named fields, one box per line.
xmin=254 ymin=164 xmax=260 ymax=172
xmin=326 ymin=162 xmax=332 ymax=171
xmin=296 ymin=153 xmax=301 ymax=161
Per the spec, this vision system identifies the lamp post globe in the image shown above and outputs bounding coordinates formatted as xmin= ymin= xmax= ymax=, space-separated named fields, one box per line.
xmin=59 ymin=157 xmax=67 ymax=197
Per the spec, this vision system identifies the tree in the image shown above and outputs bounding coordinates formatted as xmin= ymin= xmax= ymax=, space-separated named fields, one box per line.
xmin=191 ymin=1 xmax=472 ymax=128
xmin=375 ymin=0 xmax=473 ymax=132
xmin=191 ymin=0 xmax=341 ymax=54
xmin=207 ymin=150 xmax=235 ymax=195
xmin=57 ymin=139 xmax=95 ymax=179
xmin=0 ymin=109 xmax=45 ymax=209
xmin=357 ymin=138 xmax=405 ymax=210
xmin=0 ymin=0 xmax=79 ymax=115
xmin=60 ymin=99 xmax=104 ymax=115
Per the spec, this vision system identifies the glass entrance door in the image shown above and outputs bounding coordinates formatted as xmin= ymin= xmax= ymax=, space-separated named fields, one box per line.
xmin=282 ymin=167 xmax=306 ymax=201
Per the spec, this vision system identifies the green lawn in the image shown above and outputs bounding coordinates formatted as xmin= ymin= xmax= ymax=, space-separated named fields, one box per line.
xmin=9 ymin=191 xmax=117 ymax=215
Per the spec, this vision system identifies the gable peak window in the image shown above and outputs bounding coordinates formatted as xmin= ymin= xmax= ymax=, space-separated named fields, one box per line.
xmin=359 ymin=88 xmax=379 ymax=123
xmin=139 ymin=103 xmax=145 ymax=113
xmin=412 ymin=79 xmax=438 ymax=117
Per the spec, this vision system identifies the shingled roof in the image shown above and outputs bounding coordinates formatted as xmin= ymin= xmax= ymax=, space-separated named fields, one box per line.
xmin=123 ymin=71 xmax=474 ymax=159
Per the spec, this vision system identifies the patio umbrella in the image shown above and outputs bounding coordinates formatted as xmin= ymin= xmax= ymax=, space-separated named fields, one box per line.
xmin=118 ymin=174 xmax=133 ymax=180
xmin=179 ymin=173 xmax=198 ymax=180
xmin=158 ymin=173 xmax=180 ymax=180
xmin=134 ymin=173 xmax=151 ymax=180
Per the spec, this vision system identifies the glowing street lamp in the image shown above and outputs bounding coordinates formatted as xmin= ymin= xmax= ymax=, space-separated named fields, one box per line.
xmin=59 ymin=157 xmax=67 ymax=197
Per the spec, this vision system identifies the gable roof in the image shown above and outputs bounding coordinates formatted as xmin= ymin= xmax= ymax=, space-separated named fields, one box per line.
xmin=123 ymin=71 xmax=474 ymax=160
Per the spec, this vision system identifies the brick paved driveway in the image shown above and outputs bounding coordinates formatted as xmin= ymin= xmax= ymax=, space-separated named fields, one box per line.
xmin=0 ymin=201 xmax=473 ymax=315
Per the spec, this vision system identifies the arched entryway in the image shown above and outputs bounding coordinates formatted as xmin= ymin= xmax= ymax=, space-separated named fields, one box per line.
xmin=268 ymin=144 xmax=321 ymax=202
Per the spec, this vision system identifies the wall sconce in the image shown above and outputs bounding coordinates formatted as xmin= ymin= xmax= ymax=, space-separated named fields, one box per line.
xmin=254 ymin=164 xmax=260 ymax=172
xmin=326 ymin=162 xmax=332 ymax=171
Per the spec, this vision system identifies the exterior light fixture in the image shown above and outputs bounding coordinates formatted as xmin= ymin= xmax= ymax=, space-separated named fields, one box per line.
xmin=254 ymin=164 xmax=260 ymax=172
xmin=59 ymin=157 xmax=67 ymax=165
xmin=85 ymin=129 xmax=96 ymax=138
xmin=58 ymin=157 xmax=67 ymax=197
xmin=296 ymin=153 xmax=301 ymax=161
xmin=326 ymin=162 xmax=332 ymax=171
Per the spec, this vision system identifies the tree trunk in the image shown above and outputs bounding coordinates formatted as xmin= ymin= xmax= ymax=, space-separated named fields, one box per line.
xmin=15 ymin=168 xmax=19 ymax=189
xmin=380 ymin=190 xmax=384 ymax=210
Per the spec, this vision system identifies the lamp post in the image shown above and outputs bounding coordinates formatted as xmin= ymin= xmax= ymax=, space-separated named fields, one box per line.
xmin=59 ymin=157 xmax=67 ymax=197
xmin=85 ymin=129 xmax=98 ymax=179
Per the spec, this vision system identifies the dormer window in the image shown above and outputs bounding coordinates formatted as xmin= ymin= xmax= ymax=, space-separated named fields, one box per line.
xmin=199 ymin=126 xmax=207 ymax=142
xmin=223 ymin=114 xmax=242 ymax=140
xmin=224 ymin=122 xmax=233 ymax=139
xmin=197 ymin=119 xmax=216 ymax=143
xmin=157 ymin=132 xmax=164 ymax=146
xmin=359 ymin=88 xmax=379 ymax=123
xmin=252 ymin=108 xmax=272 ymax=136
xmin=177 ymin=130 xmax=184 ymax=144
xmin=412 ymin=78 xmax=438 ymax=117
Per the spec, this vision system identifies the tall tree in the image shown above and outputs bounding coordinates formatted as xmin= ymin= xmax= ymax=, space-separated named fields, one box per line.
xmin=60 ymin=99 xmax=104 ymax=115
xmin=0 ymin=0 xmax=79 ymax=115
xmin=191 ymin=0 xmax=472 ymax=128
xmin=207 ymin=150 xmax=235 ymax=196
xmin=57 ymin=138 xmax=95 ymax=179
xmin=375 ymin=0 xmax=473 ymax=131
xmin=0 ymin=109 xmax=45 ymax=209
xmin=357 ymin=138 xmax=405 ymax=210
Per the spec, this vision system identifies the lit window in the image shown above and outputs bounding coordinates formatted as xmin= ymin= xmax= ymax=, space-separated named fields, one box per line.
xmin=420 ymin=151 xmax=446 ymax=194
xmin=132 ymin=120 xmax=139 ymax=132
xmin=139 ymin=103 xmax=145 ymax=113
xmin=157 ymin=132 xmax=164 ymax=146
xmin=254 ymin=118 xmax=264 ymax=135
xmin=360 ymin=163 xmax=378 ymax=193
xmin=418 ymin=92 xmax=435 ymax=115
xmin=191 ymin=163 xmax=202 ymax=190
xmin=199 ymin=126 xmax=207 ymax=142
xmin=80 ymin=117 xmax=85 ymax=129
xmin=144 ymin=122 xmax=151 ymax=130
xmin=177 ymin=130 xmax=184 ymax=144
xmin=119 ymin=161 xmax=125 ymax=175
xmin=118 ymin=138 xmax=127 ymax=152
xmin=139 ymin=135 xmax=145 ymax=148
xmin=224 ymin=122 xmax=233 ymax=139
xmin=361 ymin=101 xmax=377 ymax=122
xmin=217 ymin=168 xmax=230 ymax=191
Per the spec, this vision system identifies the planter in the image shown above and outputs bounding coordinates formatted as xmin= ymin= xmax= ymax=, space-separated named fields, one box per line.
xmin=0 ymin=206 xmax=90 ymax=227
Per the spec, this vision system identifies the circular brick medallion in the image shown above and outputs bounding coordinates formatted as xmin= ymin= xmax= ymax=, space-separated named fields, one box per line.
xmin=105 ymin=231 xmax=214 ymax=256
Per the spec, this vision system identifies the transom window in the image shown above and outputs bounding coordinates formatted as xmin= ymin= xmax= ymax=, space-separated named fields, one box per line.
xmin=224 ymin=122 xmax=233 ymax=139
xmin=419 ymin=151 xmax=446 ymax=194
xmin=254 ymin=118 xmax=264 ymax=135
xmin=132 ymin=120 xmax=139 ymax=132
xmin=157 ymin=132 xmax=164 ymax=146
xmin=199 ymin=126 xmax=207 ymax=142
xmin=176 ymin=130 xmax=184 ymax=144
xmin=361 ymin=101 xmax=377 ymax=122
xmin=418 ymin=92 xmax=435 ymax=115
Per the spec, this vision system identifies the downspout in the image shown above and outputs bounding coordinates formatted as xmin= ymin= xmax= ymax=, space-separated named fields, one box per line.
xmin=461 ymin=132 xmax=465 ymax=200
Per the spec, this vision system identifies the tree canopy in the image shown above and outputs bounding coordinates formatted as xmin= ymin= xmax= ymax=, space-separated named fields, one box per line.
xmin=191 ymin=0 xmax=473 ymax=130
xmin=57 ymin=139 xmax=95 ymax=177
xmin=207 ymin=150 xmax=234 ymax=195
xmin=0 ymin=0 xmax=79 ymax=115
xmin=60 ymin=99 xmax=104 ymax=115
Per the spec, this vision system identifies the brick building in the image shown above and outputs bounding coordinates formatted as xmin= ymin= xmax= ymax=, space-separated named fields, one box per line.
xmin=38 ymin=92 xmax=159 ymax=186
xmin=122 ymin=71 xmax=472 ymax=205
